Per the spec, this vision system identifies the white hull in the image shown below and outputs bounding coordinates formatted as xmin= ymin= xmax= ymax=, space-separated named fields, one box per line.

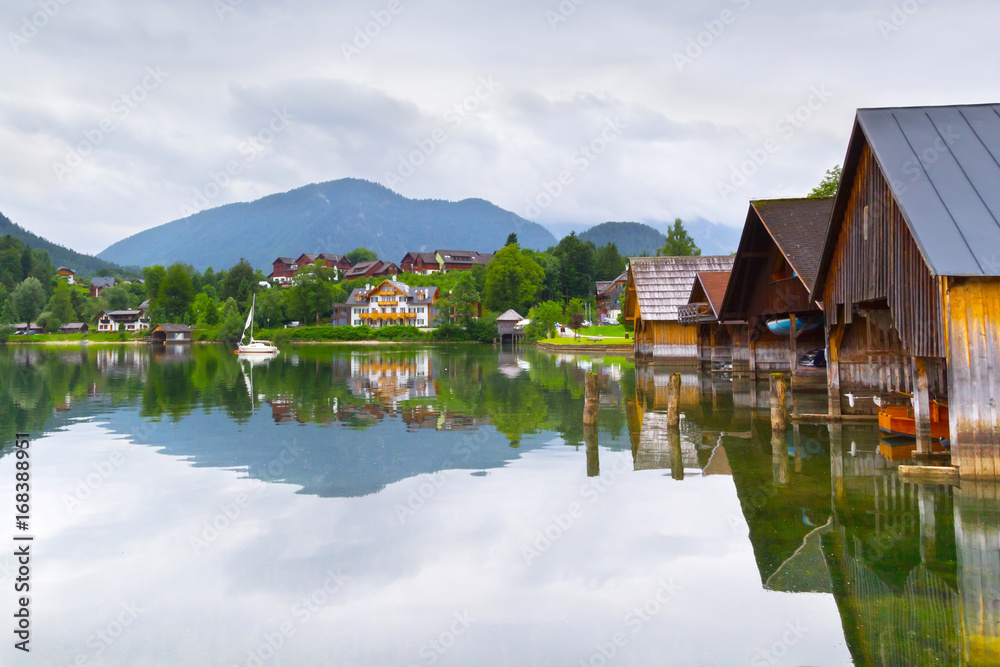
xmin=238 ymin=342 xmax=278 ymax=354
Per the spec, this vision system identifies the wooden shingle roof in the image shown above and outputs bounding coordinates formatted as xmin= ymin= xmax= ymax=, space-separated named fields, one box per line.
xmin=691 ymin=271 xmax=732 ymax=319
xmin=751 ymin=198 xmax=834 ymax=293
xmin=628 ymin=256 xmax=735 ymax=322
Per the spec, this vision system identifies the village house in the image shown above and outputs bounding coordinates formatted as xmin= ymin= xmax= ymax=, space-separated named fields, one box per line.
xmin=94 ymin=309 xmax=150 ymax=332
xmin=14 ymin=323 xmax=44 ymax=335
xmin=269 ymin=254 xmax=354 ymax=285
xmin=57 ymin=267 xmax=76 ymax=284
xmin=60 ymin=322 xmax=89 ymax=334
xmin=623 ymin=256 xmax=735 ymax=359
xmin=400 ymin=250 xmax=493 ymax=274
xmin=716 ymin=198 xmax=834 ymax=376
xmin=343 ymin=260 xmax=400 ymax=281
xmin=89 ymin=276 xmax=116 ymax=297
xmin=810 ymin=103 xmax=1000 ymax=478
xmin=595 ymin=269 xmax=628 ymax=324
xmin=344 ymin=280 xmax=440 ymax=328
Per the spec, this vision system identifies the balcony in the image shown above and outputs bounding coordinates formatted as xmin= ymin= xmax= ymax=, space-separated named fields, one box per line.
xmin=678 ymin=303 xmax=716 ymax=324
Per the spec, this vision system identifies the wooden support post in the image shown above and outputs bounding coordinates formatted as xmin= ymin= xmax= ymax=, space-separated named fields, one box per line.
xmin=912 ymin=357 xmax=932 ymax=455
xmin=667 ymin=372 xmax=681 ymax=428
xmin=584 ymin=373 xmax=599 ymax=427
xmin=772 ymin=430 xmax=788 ymax=485
xmin=669 ymin=427 xmax=684 ymax=481
xmin=585 ymin=423 xmax=599 ymax=478
xmin=827 ymin=322 xmax=844 ymax=417
xmin=829 ymin=423 xmax=845 ymax=503
xmin=917 ymin=484 xmax=936 ymax=562
xmin=770 ymin=373 xmax=787 ymax=434
xmin=788 ymin=313 xmax=797 ymax=377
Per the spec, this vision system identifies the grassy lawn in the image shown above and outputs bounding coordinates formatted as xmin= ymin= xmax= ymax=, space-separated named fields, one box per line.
xmin=577 ymin=324 xmax=627 ymax=337
xmin=5 ymin=332 xmax=144 ymax=343
xmin=539 ymin=335 xmax=632 ymax=346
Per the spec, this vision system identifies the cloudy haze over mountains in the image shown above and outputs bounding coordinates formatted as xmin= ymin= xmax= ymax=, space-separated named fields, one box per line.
xmin=2 ymin=0 xmax=998 ymax=254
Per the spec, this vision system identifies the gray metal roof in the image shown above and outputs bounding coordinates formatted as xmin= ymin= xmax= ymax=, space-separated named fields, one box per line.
xmin=818 ymin=104 xmax=1000 ymax=287
xmin=496 ymin=309 xmax=523 ymax=322
xmin=628 ymin=256 xmax=735 ymax=321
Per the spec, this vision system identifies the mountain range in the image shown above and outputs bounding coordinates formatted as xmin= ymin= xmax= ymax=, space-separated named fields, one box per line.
xmin=1 ymin=211 xmax=122 ymax=276
xmin=98 ymin=179 xmax=557 ymax=272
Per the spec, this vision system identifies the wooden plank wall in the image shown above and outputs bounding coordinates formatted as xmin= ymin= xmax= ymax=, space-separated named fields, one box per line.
xmin=822 ymin=142 xmax=945 ymax=359
xmin=954 ymin=481 xmax=1000 ymax=664
xmin=636 ymin=321 xmax=699 ymax=359
xmin=947 ymin=278 xmax=1000 ymax=479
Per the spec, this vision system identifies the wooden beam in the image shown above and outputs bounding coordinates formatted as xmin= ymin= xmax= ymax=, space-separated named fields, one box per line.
xmin=912 ymin=357 xmax=932 ymax=455
xmin=788 ymin=313 xmax=797 ymax=376
xmin=827 ymin=320 xmax=845 ymax=417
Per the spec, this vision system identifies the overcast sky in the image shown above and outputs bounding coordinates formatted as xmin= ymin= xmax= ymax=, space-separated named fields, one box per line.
xmin=2 ymin=0 xmax=999 ymax=255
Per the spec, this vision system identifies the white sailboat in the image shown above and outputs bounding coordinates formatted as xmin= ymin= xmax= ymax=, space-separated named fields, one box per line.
xmin=237 ymin=294 xmax=279 ymax=355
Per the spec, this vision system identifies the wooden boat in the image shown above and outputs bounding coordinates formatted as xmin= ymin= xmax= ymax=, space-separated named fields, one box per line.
xmin=236 ymin=294 xmax=278 ymax=355
xmin=878 ymin=434 xmax=948 ymax=462
xmin=766 ymin=316 xmax=821 ymax=336
xmin=877 ymin=394 xmax=949 ymax=439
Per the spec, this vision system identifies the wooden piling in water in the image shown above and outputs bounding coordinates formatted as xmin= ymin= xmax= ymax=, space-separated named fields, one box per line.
xmin=770 ymin=373 xmax=787 ymax=433
xmin=669 ymin=428 xmax=684 ymax=481
xmin=666 ymin=372 xmax=681 ymax=428
xmin=912 ymin=357 xmax=933 ymax=455
xmin=584 ymin=373 xmax=599 ymax=427
xmin=585 ymin=425 xmax=599 ymax=478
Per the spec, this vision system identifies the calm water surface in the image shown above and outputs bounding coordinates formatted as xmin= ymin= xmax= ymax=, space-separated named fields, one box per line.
xmin=0 ymin=343 xmax=995 ymax=666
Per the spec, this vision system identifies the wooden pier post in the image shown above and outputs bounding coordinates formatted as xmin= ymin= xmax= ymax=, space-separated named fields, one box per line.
xmin=584 ymin=373 xmax=599 ymax=427
xmin=585 ymin=425 xmax=599 ymax=478
xmin=669 ymin=427 xmax=684 ymax=481
xmin=827 ymin=322 xmax=844 ymax=417
xmin=770 ymin=373 xmax=787 ymax=434
xmin=912 ymin=357 xmax=933 ymax=455
xmin=667 ymin=372 xmax=681 ymax=428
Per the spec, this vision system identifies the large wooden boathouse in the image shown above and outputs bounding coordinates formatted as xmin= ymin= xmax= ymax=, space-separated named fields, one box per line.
xmin=811 ymin=104 xmax=1000 ymax=478
xmin=624 ymin=256 xmax=735 ymax=360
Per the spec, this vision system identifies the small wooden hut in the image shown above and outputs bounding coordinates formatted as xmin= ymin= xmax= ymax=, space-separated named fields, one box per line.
xmin=624 ymin=256 xmax=735 ymax=360
xmin=811 ymin=104 xmax=1000 ymax=478
xmin=719 ymin=198 xmax=834 ymax=376
xmin=496 ymin=309 xmax=524 ymax=344
xmin=150 ymin=323 xmax=192 ymax=344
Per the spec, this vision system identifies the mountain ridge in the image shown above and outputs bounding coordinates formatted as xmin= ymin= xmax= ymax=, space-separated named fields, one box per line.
xmin=1 ymin=211 xmax=122 ymax=277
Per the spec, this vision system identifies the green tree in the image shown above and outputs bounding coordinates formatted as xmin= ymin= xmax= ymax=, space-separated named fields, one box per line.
xmin=255 ymin=287 xmax=286 ymax=328
xmin=143 ymin=266 xmax=167 ymax=303
xmin=505 ymin=233 xmax=519 ymax=247
xmin=346 ymin=247 xmax=378 ymax=264
xmin=101 ymin=286 xmax=130 ymax=311
xmin=12 ymin=277 xmax=45 ymax=327
xmin=525 ymin=301 xmax=564 ymax=341
xmin=484 ymin=244 xmax=545 ymax=314
xmin=222 ymin=259 xmax=256 ymax=311
xmin=159 ymin=263 xmax=196 ymax=322
xmin=809 ymin=164 xmax=842 ymax=198
xmin=659 ymin=219 xmax=701 ymax=256
xmin=594 ymin=243 xmax=626 ymax=281
xmin=449 ymin=271 xmax=482 ymax=321
xmin=551 ymin=232 xmax=597 ymax=300
xmin=48 ymin=282 xmax=76 ymax=323
xmin=192 ymin=292 xmax=220 ymax=326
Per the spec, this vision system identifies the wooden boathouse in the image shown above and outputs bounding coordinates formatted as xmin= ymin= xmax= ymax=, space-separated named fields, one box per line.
xmin=811 ymin=104 xmax=1000 ymax=478
xmin=718 ymin=198 xmax=834 ymax=376
xmin=624 ymin=256 xmax=735 ymax=360
xmin=679 ymin=270 xmax=736 ymax=367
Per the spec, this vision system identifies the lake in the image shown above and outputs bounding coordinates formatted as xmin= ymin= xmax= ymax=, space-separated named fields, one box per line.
xmin=0 ymin=343 xmax=995 ymax=666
